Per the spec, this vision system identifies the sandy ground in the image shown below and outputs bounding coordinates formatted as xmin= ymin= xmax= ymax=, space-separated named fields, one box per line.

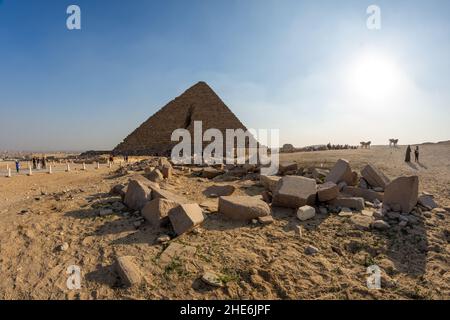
xmin=0 ymin=144 xmax=448 ymax=300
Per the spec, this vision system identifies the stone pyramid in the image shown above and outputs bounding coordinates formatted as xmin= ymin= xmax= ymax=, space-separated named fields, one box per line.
xmin=113 ymin=81 xmax=249 ymax=156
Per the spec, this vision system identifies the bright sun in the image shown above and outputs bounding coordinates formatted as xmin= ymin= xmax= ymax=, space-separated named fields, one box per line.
xmin=348 ymin=52 xmax=402 ymax=100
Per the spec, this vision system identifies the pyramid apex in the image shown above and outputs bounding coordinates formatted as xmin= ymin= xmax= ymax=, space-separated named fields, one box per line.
xmin=191 ymin=81 xmax=211 ymax=89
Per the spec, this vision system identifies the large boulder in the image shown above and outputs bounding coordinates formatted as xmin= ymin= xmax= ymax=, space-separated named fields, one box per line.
xmin=141 ymin=198 xmax=179 ymax=227
xmin=272 ymin=176 xmax=317 ymax=208
xmin=317 ymin=182 xmax=339 ymax=202
xmin=128 ymin=174 xmax=160 ymax=191
xmin=361 ymin=164 xmax=390 ymax=189
xmin=383 ymin=176 xmax=419 ymax=213
xmin=342 ymin=186 xmax=383 ymax=202
xmin=115 ymin=256 xmax=143 ymax=287
xmin=218 ymin=196 xmax=270 ymax=221
xmin=325 ymin=159 xmax=353 ymax=185
xmin=168 ymin=203 xmax=205 ymax=235
xmin=260 ymin=175 xmax=281 ymax=192
xmin=152 ymin=188 xmax=190 ymax=204
xmin=278 ymin=162 xmax=298 ymax=175
xmin=123 ymin=180 xmax=152 ymax=211
xmin=328 ymin=197 xmax=365 ymax=211
xmin=202 ymin=167 xmax=223 ymax=179
xmin=110 ymin=184 xmax=127 ymax=199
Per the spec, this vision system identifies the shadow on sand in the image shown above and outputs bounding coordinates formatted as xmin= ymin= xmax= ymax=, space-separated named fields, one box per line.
xmin=384 ymin=217 xmax=428 ymax=276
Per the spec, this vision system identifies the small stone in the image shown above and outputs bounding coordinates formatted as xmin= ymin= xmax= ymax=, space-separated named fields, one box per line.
xmin=59 ymin=242 xmax=69 ymax=251
xmin=296 ymin=205 xmax=316 ymax=221
xmin=418 ymin=195 xmax=438 ymax=210
xmin=338 ymin=212 xmax=353 ymax=217
xmin=258 ymin=215 xmax=274 ymax=225
xmin=157 ymin=235 xmax=171 ymax=243
xmin=371 ymin=220 xmax=390 ymax=230
xmin=296 ymin=225 xmax=303 ymax=237
xmin=318 ymin=207 xmax=328 ymax=215
xmin=399 ymin=220 xmax=408 ymax=227
xmin=423 ymin=211 xmax=432 ymax=218
xmin=365 ymin=201 xmax=374 ymax=208
xmin=147 ymin=169 xmax=164 ymax=183
xmin=251 ymin=219 xmax=258 ymax=224
xmin=361 ymin=210 xmax=373 ymax=217
xmin=133 ymin=221 xmax=142 ymax=228
xmin=201 ymin=271 xmax=224 ymax=287
xmin=373 ymin=210 xmax=383 ymax=219
xmin=373 ymin=199 xmax=382 ymax=208
xmin=337 ymin=181 xmax=347 ymax=191
xmin=305 ymin=245 xmax=319 ymax=255
xmin=350 ymin=215 xmax=373 ymax=231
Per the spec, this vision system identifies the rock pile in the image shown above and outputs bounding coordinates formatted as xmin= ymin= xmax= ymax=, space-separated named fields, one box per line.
xmin=110 ymin=156 xmax=439 ymax=247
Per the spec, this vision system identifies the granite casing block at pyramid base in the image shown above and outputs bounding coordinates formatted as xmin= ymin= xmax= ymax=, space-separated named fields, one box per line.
xmin=113 ymin=82 xmax=253 ymax=156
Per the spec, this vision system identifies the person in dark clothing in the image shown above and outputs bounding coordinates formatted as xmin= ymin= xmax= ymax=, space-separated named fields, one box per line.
xmin=414 ymin=146 xmax=419 ymax=163
xmin=32 ymin=157 xmax=37 ymax=169
xmin=405 ymin=145 xmax=412 ymax=162
xmin=15 ymin=160 xmax=20 ymax=173
xmin=42 ymin=157 xmax=46 ymax=169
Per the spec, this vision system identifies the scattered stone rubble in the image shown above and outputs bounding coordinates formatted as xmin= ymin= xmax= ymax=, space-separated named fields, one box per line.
xmin=111 ymin=156 xmax=438 ymax=239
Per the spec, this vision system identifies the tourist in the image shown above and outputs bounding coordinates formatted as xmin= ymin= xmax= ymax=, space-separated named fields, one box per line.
xmin=414 ymin=146 xmax=419 ymax=163
xmin=42 ymin=157 xmax=46 ymax=169
xmin=32 ymin=157 xmax=37 ymax=169
xmin=15 ymin=160 xmax=20 ymax=173
xmin=405 ymin=145 xmax=412 ymax=162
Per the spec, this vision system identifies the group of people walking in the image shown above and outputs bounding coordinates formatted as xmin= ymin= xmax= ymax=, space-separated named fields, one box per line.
xmin=32 ymin=157 xmax=47 ymax=170
xmin=405 ymin=145 xmax=420 ymax=163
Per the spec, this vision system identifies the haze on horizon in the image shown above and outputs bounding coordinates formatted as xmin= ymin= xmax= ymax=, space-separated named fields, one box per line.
xmin=0 ymin=0 xmax=449 ymax=152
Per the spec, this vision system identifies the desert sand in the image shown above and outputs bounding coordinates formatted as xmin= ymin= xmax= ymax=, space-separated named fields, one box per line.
xmin=0 ymin=143 xmax=448 ymax=300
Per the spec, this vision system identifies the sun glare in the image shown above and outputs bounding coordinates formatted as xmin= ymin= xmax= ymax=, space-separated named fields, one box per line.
xmin=347 ymin=52 xmax=402 ymax=100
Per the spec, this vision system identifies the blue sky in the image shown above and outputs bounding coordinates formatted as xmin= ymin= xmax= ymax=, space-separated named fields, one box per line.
xmin=0 ymin=0 xmax=449 ymax=151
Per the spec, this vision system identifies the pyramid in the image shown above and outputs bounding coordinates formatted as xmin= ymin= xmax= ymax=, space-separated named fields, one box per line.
xmin=113 ymin=81 xmax=250 ymax=156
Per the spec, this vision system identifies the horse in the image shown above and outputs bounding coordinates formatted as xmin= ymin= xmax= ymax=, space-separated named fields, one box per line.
xmin=360 ymin=141 xmax=371 ymax=149
xmin=389 ymin=139 xmax=399 ymax=148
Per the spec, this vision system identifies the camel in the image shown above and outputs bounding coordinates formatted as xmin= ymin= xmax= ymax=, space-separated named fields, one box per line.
xmin=360 ymin=141 xmax=371 ymax=149
xmin=389 ymin=139 xmax=399 ymax=148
